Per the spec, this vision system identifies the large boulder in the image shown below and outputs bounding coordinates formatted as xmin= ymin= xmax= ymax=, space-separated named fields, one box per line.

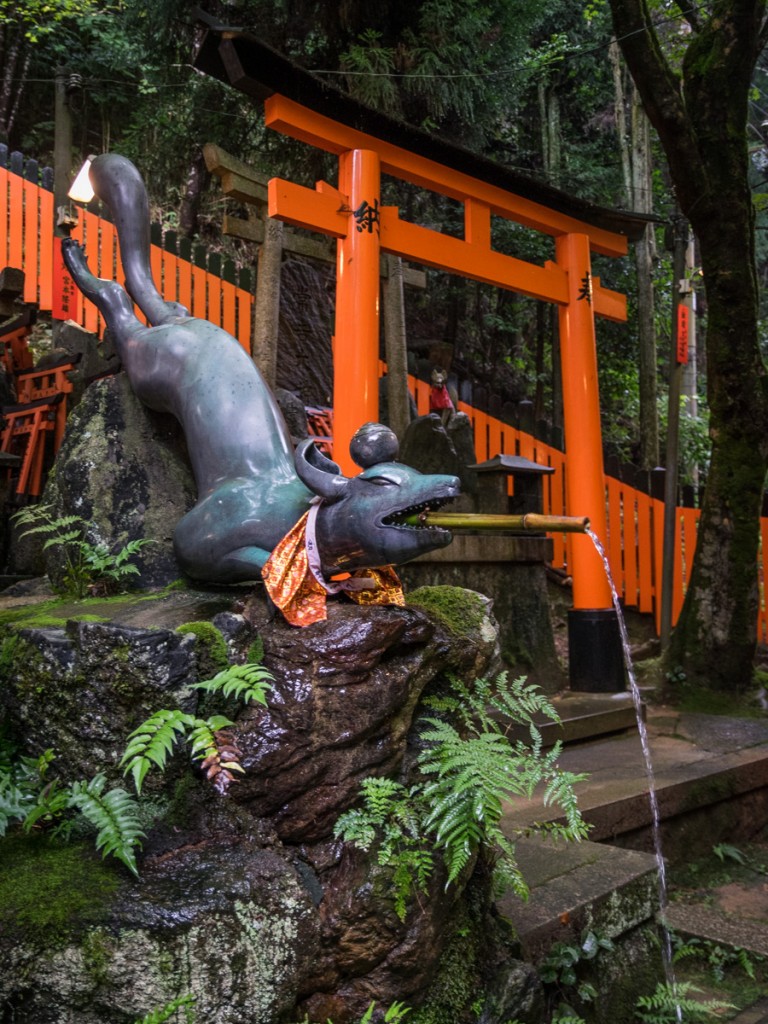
xmin=32 ymin=373 xmax=196 ymax=587
xmin=0 ymin=586 xmax=517 ymax=1024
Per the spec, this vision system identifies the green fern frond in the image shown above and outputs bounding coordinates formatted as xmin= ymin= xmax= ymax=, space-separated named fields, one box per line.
xmin=120 ymin=709 xmax=195 ymax=793
xmin=636 ymin=981 xmax=735 ymax=1022
xmin=23 ymin=778 xmax=70 ymax=831
xmin=67 ymin=774 xmax=145 ymax=876
xmin=187 ymin=716 xmax=234 ymax=760
xmin=192 ymin=663 xmax=273 ymax=706
xmin=133 ymin=993 xmax=196 ymax=1024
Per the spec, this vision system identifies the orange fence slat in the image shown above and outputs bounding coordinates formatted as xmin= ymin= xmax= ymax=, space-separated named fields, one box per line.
xmin=0 ymin=168 xmax=8 ymax=268
xmin=635 ymin=491 xmax=654 ymax=614
xmin=651 ymin=498 xmax=665 ymax=635
xmin=206 ymin=270 xmax=222 ymax=331
xmin=472 ymin=410 xmax=490 ymax=462
xmin=37 ymin=188 xmax=54 ymax=311
xmin=487 ymin=415 xmax=503 ymax=459
xmin=178 ymin=255 xmax=192 ymax=313
xmin=236 ymin=288 xmax=253 ymax=351
xmin=23 ymin=180 xmax=40 ymax=305
xmin=518 ymin=428 xmax=534 ymax=462
xmin=191 ymin=265 xmax=207 ymax=319
xmin=606 ymin=476 xmax=624 ymax=595
xmin=101 ymin=221 xmax=118 ymax=292
xmin=8 ymin=172 xmax=22 ymax=272
xmin=149 ymin=243 xmax=162 ymax=303
xmin=622 ymin=486 xmax=639 ymax=609
xmin=222 ymin=279 xmax=236 ymax=339
xmin=161 ymin=249 xmax=178 ymax=305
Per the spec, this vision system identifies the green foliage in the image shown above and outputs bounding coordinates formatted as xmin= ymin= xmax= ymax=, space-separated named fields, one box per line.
xmin=192 ymin=663 xmax=273 ymax=706
xmin=635 ymin=981 xmax=734 ymax=1023
xmin=336 ymin=672 xmax=588 ymax=918
xmin=133 ymin=994 xmax=196 ymax=1024
xmin=176 ymin=622 xmax=229 ymax=674
xmin=539 ymin=930 xmax=612 ymax=1009
xmin=358 ymin=1001 xmax=410 ymax=1023
xmin=671 ymin=931 xmax=762 ymax=985
xmin=0 ymin=0 xmax=100 ymax=42
xmin=66 ymin=774 xmax=144 ymax=876
xmin=12 ymin=504 xmax=151 ymax=598
xmin=406 ymin=587 xmax=487 ymax=638
xmin=121 ymin=661 xmax=272 ymax=795
xmin=120 ymin=709 xmax=234 ymax=794
xmin=0 ymin=833 xmax=121 ymax=940
xmin=712 ymin=842 xmax=746 ymax=866
xmin=0 ymin=747 xmax=145 ymax=876
xmin=335 ymin=777 xmax=434 ymax=921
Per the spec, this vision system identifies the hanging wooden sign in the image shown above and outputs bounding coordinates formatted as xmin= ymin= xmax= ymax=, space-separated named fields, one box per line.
xmin=676 ymin=304 xmax=690 ymax=364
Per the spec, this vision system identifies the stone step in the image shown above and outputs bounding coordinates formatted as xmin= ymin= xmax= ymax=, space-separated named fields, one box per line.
xmin=505 ymin=691 xmax=641 ymax=748
xmin=501 ymin=711 xmax=768 ymax=857
xmin=662 ymin=903 xmax=768 ymax=957
xmin=728 ymin=997 xmax=768 ymax=1024
xmin=496 ymin=835 xmax=660 ymax=962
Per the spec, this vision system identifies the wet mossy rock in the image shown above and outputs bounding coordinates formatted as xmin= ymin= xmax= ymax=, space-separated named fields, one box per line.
xmin=40 ymin=372 xmax=196 ymax=587
xmin=0 ymin=585 xmax=505 ymax=1023
xmin=175 ymin=620 xmax=230 ymax=677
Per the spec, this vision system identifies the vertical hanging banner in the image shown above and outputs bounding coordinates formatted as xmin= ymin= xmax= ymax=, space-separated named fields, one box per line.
xmin=676 ymin=304 xmax=690 ymax=364
xmin=52 ymin=235 xmax=80 ymax=321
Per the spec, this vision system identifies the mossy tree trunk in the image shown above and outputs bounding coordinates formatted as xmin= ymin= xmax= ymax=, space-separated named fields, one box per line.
xmin=609 ymin=0 xmax=768 ymax=690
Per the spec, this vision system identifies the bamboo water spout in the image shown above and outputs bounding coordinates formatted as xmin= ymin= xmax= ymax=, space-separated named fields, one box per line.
xmin=402 ymin=511 xmax=590 ymax=533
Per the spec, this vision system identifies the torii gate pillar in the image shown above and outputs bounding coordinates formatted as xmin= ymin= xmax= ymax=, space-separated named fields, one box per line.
xmin=334 ymin=149 xmax=381 ymax=476
xmin=557 ymin=232 xmax=623 ymax=691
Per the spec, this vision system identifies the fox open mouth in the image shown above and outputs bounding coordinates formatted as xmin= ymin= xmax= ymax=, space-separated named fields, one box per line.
xmin=381 ymin=495 xmax=455 ymax=532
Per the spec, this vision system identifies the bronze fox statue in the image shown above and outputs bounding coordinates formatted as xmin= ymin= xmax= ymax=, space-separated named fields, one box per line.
xmin=62 ymin=154 xmax=459 ymax=585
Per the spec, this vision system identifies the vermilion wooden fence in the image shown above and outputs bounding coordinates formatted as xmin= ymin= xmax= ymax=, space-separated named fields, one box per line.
xmin=3 ymin=150 xmax=766 ymax=639
xmin=0 ymin=151 xmax=253 ymax=351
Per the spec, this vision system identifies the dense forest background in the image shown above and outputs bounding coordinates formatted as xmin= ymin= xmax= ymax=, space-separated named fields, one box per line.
xmin=8 ymin=0 xmax=764 ymax=478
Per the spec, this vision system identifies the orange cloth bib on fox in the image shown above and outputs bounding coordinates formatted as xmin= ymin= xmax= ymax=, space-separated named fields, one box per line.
xmin=261 ymin=504 xmax=404 ymax=626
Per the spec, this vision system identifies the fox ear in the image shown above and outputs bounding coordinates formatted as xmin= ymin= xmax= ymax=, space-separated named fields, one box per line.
xmin=294 ymin=439 xmax=350 ymax=503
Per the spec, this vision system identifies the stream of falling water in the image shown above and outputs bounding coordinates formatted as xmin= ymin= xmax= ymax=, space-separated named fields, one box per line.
xmin=586 ymin=529 xmax=682 ymax=1017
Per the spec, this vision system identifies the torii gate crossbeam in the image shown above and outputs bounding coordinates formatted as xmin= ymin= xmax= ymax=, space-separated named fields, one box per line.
xmin=265 ymin=94 xmax=623 ymax=624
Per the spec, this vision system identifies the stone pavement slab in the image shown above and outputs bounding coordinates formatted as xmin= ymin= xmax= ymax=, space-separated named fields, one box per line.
xmin=501 ymin=708 xmax=768 ymax=848
xmin=662 ymin=903 xmax=768 ymax=957
xmin=497 ymin=835 xmax=660 ymax=961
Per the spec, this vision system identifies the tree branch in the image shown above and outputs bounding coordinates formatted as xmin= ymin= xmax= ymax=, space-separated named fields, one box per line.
xmin=673 ymin=0 xmax=704 ymax=33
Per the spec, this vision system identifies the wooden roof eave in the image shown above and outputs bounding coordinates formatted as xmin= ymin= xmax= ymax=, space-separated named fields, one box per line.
xmin=192 ymin=14 xmax=658 ymax=251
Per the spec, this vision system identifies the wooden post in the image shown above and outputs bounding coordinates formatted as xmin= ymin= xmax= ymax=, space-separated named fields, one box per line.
xmin=556 ymin=232 xmax=623 ymax=691
xmin=251 ymin=216 xmax=284 ymax=388
xmin=333 ymin=149 xmax=381 ymax=475
xmin=383 ymin=253 xmax=410 ymax=441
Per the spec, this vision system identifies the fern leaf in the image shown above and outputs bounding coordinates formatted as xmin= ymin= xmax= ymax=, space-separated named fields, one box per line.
xmin=133 ymin=993 xmax=196 ymax=1024
xmin=192 ymin=663 xmax=273 ymax=706
xmin=120 ymin=710 xmax=194 ymax=793
xmin=198 ymin=727 xmax=244 ymax=795
xmin=68 ymin=774 xmax=145 ymax=876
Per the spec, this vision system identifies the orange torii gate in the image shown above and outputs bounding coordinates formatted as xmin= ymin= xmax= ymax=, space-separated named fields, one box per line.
xmin=194 ymin=20 xmax=652 ymax=689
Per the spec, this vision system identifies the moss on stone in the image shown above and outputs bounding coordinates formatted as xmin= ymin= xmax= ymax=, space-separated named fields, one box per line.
xmin=246 ymin=635 xmax=265 ymax=665
xmin=175 ymin=621 xmax=229 ymax=677
xmin=0 ymin=834 xmax=122 ymax=943
xmin=406 ymin=586 xmax=486 ymax=639
xmin=409 ymin=897 xmax=485 ymax=1024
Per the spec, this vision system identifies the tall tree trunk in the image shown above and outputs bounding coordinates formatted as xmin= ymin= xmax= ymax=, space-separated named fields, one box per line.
xmin=178 ymin=149 xmax=209 ymax=238
xmin=0 ymin=26 xmax=23 ymax=137
xmin=609 ymin=0 xmax=768 ymax=691
xmin=610 ymin=39 xmax=659 ymax=469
